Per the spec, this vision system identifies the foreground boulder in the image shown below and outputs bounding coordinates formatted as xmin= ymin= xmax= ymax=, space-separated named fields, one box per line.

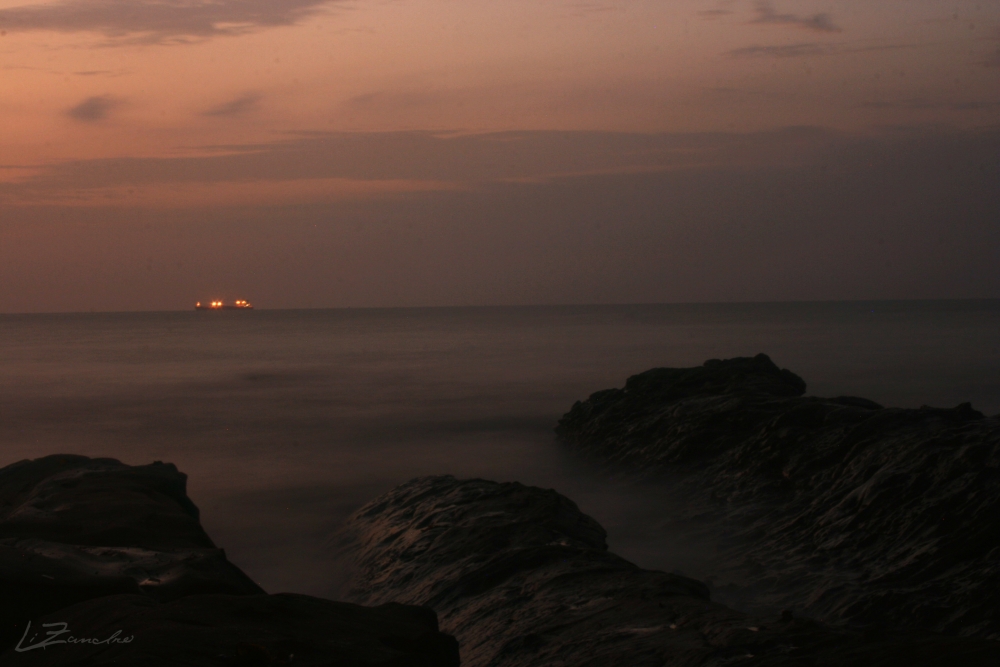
xmin=556 ymin=354 xmax=1000 ymax=639
xmin=0 ymin=455 xmax=214 ymax=549
xmin=0 ymin=455 xmax=459 ymax=666
xmin=341 ymin=475 xmax=1000 ymax=667
xmin=0 ymin=455 xmax=263 ymax=651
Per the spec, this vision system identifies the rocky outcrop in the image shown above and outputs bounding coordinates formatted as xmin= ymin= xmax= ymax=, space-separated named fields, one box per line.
xmin=0 ymin=455 xmax=459 ymax=666
xmin=0 ymin=455 xmax=214 ymax=549
xmin=556 ymin=354 xmax=1000 ymax=639
xmin=341 ymin=475 xmax=1000 ymax=667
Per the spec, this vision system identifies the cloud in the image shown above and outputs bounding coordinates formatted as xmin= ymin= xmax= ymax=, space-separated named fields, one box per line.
xmin=750 ymin=1 xmax=841 ymax=33
xmin=0 ymin=128 xmax=842 ymax=206
xmin=2 ymin=127 xmax=999 ymax=312
xmin=67 ymin=95 xmax=119 ymax=121
xmin=342 ymin=89 xmax=464 ymax=113
xmin=698 ymin=10 xmax=734 ymax=20
xmin=1 ymin=64 xmax=49 ymax=72
xmin=726 ymin=41 xmax=921 ymax=59
xmin=563 ymin=2 xmax=621 ymax=17
xmin=73 ymin=69 xmax=126 ymax=77
xmin=860 ymin=98 xmax=1000 ymax=111
xmin=202 ymin=92 xmax=262 ymax=117
xmin=728 ymin=43 xmax=830 ymax=58
xmin=0 ymin=0 xmax=337 ymax=44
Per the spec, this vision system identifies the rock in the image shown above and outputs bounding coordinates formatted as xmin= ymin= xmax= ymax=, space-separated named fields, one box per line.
xmin=0 ymin=537 xmax=267 ymax=649
xmin=0 ymin=455 xmax=213 ymax=549
xmin=555 ymin=354 xmax=1000 ymax=638
xmin=340 ymin=475 xmax=1000 ymax=667
xmin=0 ymin=455 xmax=262 ymax=651
xmin=0 ymin=455 xmax=459 ymax=666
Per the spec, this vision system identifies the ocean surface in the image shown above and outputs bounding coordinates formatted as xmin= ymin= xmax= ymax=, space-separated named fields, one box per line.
xmin=2 ymin=301 xmax=999 ymax=597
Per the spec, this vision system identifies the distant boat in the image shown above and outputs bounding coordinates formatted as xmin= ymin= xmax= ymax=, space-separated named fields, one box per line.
xmin=195 ymin=300 xmax=253 ymax=310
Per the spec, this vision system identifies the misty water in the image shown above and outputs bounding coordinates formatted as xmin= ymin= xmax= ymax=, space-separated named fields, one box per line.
xmin=2 ymin=301 xmax=999 ymax=599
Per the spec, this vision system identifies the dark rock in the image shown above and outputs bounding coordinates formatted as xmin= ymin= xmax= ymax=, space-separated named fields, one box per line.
xmin=0 ymin=455 xmax=458 ymax=666
xmin=625 ymin=353 xmax=808 ymax=399
xmin=340 ymin=475 xmax=1000 ymax=667
xmin=555 ymin=355 xmax=1000 ymax=638
xmin=0 ymin=455 xmax=212 ymax=549
xmin=0 ymin=455 xmax=263 ymax=651
xmin=0 ymin=593 xmax=458 ymax=667
xmin=0 ymin=536 xmax=265 ymax=643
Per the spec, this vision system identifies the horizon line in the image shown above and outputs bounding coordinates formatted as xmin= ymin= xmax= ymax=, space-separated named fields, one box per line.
xmin=2 ymin=297 xmax=999 ymax=317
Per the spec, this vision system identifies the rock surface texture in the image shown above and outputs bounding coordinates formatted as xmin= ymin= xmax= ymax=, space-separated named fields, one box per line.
xmin=555 ymin=354 xmax=1000 ymax=639
xmin=0 ymin=455 xmax=459 ymax=666
xmin=341 ymin=474 xmax=1000 ymax=667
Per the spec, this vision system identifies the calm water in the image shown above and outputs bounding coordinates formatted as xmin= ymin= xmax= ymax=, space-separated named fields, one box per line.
xmin=1 ymin=301 xmax=998 ymax=596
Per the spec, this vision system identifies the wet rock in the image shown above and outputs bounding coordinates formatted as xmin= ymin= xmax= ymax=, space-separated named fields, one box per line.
xmin=341 ymin=475 xmax=1000 ymax=666
xmin=556 ymin=354 xmax=1000 ymax=638
xmin=0 ymin=455 xmax=263 ymax=651
xmin=0 ymin=537 xmax=266 ymax=648
xmin=0 ymin=455 xmax=458 ymax=666
xmin=0 ymin=455 xmax=213 ymax=549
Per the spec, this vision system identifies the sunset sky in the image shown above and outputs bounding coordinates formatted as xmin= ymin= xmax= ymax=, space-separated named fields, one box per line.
xmin=1 ymin=0 xmax=998 ymax=312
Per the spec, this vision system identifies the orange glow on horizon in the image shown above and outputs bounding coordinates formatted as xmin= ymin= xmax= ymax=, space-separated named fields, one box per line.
xmin=195 ymin=300 xmax=253 ymax=310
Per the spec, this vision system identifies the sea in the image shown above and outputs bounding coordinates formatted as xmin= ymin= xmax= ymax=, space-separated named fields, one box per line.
xmin=1 ymin=301 xmax=998 ymax=597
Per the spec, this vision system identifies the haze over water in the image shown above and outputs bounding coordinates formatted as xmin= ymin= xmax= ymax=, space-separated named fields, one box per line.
xmin=2 ymin=300 xmax=999 ymax=596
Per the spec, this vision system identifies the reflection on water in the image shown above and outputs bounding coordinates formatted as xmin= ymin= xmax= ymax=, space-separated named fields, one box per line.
xmin=1 ymin=302 xmax=998 ymax=595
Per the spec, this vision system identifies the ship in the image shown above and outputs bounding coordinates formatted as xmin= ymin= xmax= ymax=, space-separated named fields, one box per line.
xmin=195 ymin=300 xmax=253 ymax=310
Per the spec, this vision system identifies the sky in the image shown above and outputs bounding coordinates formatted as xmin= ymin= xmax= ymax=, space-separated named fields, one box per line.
xmin=0 ymin=0 xmax=998 ymax=312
